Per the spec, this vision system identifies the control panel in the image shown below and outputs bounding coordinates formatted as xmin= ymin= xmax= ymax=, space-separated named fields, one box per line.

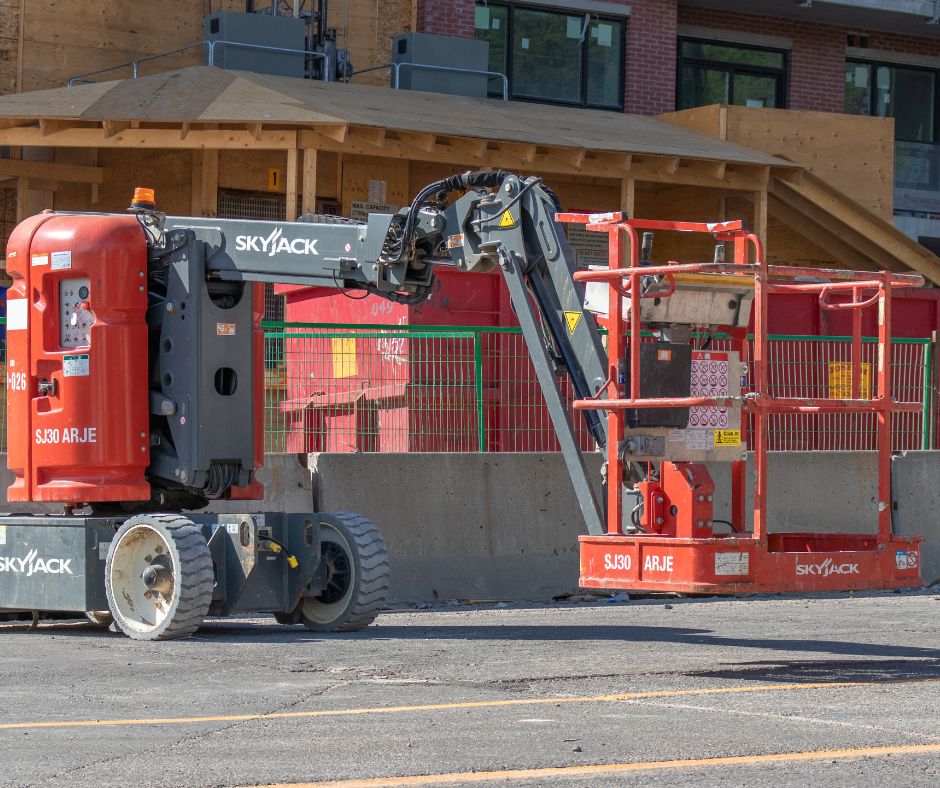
xmin=59 ymin=277 xmax=92 ymax=348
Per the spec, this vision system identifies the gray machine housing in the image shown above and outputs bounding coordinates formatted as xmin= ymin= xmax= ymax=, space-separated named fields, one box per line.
xmin=0 ymin=513 xmax=322 ymax=616
xmin=206 ymin=11 xmax=307 ymax=77
xmin=392 ymin=33 xmax=491 ymax=97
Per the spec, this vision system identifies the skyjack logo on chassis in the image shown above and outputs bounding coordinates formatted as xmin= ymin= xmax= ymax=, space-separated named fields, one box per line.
xmin=234 ymin=227 xmax=319 ymax=257
xmin=0 ymin=549 xmax=73 ymax=577
xmin=795 ymin=558 xmax=859 ymax=577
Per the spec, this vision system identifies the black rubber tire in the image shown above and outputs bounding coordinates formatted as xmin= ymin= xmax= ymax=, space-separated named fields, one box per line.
xmin=105 ymin=514 xmax=214 ymax=641
xmin=301 ymin=513 xmax=389 ymax=633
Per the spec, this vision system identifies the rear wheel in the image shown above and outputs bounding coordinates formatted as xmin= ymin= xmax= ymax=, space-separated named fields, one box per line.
xmin=301 ymin=513 xmax=389 ymax=632
xmin=105 ymin=515 xmax=214 ymax=641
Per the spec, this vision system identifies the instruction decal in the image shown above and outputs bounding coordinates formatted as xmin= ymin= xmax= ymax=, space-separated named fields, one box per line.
xmin=828 ymin=361 xmax=871 ymax=400
xmin=31 ymin=254 xmax=49 ymax=267
xmin=564 ymin=311 xmax=582 ymax=334
xmin=498 ymin=210 xmax=517 ymax=229
xmin=713 ymin=429 xmax=741 ymax=446
xmin=715 ymin=552 xmax=749 ymax=576
xmin=63 ymin=354 xmax=90 ymax=377
xmin=51 ymin=250 xmax=72 ymax=270
xmin=446 ymin=233 xmax=464 ymax=250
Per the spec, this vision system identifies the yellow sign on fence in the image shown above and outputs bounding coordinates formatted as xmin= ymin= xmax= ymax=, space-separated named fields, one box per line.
xmin=828 ymin=361 xmax=871 ymax=399
xmin=332 ymin=337 xmax=358 ymax=379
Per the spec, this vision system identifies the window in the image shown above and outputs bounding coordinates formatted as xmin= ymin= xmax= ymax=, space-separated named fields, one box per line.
xmin=677 ymin=38 xmax=788 ymax=110
xmin=473 ymin=3 xmax=625 ymax=110
xmin=845 ymin=60 xmax=936 ymax=142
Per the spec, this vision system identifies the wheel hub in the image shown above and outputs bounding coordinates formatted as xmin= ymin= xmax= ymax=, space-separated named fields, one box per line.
xmin=141 ymin=558 xmax=174 ymax=595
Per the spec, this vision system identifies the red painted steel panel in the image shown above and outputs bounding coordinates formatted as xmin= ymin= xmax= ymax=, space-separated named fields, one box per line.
xmin=7 ymin=214 xmax=150 ymax=504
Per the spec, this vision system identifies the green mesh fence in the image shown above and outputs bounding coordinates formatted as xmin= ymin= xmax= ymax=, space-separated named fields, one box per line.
xmin=0 ymin=323 xmax=931 ymax=455
xmin=263 ymin=323 xmax=934 ymax=454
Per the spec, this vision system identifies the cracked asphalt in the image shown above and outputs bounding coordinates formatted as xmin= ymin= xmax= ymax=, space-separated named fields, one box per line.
xmin=0 ymin=589 xmax=938 ymax=787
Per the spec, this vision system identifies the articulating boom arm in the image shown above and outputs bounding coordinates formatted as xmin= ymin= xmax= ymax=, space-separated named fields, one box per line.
xmin=162 ymin=172 xmax=609 ymax=532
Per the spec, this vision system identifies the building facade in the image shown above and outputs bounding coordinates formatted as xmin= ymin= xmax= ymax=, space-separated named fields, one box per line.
xmin=414 ymin=0 xmax=940 ymax=244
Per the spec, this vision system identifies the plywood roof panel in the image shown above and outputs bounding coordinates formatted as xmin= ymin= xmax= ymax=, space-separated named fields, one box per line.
xmin=0 ymin=66 xmax=793 ymax=168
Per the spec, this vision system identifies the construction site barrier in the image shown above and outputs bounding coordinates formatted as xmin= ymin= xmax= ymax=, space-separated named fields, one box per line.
xmin=0 ymin=323 xmax=932 ymax=454
xmin=261 ymin=322 xmax=935 ymax=455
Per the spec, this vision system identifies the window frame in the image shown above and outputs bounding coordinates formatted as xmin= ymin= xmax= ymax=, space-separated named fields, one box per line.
xmin=675 ymin=36 xmax=789 ymax=111
xmin=475 ymin=1 xmax=626 ymax=111
xmin=845 ymin=57 xmax=940 ymax=144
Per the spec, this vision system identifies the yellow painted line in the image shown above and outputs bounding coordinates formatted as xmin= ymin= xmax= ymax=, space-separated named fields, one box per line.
xmin=0 ymin=676 xmax=937 ymax=733
xmin=259 ymin=743 xmax=940 ymax=787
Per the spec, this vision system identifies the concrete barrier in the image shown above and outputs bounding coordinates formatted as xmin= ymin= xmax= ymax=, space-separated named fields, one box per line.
xmin=1 ymin=451 xmax=937 ymax=598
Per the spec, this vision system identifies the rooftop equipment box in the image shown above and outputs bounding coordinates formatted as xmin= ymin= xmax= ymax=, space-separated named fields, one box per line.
xmin=206 ymin=12 xmax=306 ymax=78
xmin=392 ymin=33 xmax=490 ymax=98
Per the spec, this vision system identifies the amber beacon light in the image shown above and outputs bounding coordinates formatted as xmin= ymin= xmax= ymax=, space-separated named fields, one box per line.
xmin=129 ymin=187 xmax=156 ymax=211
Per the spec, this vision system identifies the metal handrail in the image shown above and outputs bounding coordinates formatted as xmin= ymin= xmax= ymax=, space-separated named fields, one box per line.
xmin=67 ymin=39 xmax=328 ymax=87
xmin=353 ymin=61 xmax=509 ymax=101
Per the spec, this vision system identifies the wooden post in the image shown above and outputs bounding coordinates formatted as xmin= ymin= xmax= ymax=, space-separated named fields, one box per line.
xmin=286 ymin=148 xmax=299 ymax=221
xmin=753 ymin=187 xmax=768 ymax=245
xmin=15 ymin=176 xmax=28 ymax=222
xmin=301 ymin=147 xmax=318 ymax=216
xmin=190 ymin=150 xmax=218 ymax=217
xmin=621 ymin=177 xmax=635 ymax=218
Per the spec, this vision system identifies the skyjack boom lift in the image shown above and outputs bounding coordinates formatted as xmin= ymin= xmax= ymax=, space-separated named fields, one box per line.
xmin=0 ymin=171 xmax=923 ymax=640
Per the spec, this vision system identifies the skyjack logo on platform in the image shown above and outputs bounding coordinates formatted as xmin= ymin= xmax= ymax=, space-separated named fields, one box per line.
xmin=795 ymin=558 xmax=859 ymax=577
xmin=234 ymin=227 xmax=319 ymax=256
xmin=0 ymin=549 xmax=73 ymax=577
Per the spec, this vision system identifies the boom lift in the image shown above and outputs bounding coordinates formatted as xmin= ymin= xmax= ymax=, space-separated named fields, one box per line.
xmin=0 ymin=171 xmax=923 ymax=640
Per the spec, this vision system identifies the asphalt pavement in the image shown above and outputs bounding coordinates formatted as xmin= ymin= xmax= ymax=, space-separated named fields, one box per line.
xmin=0 ymin=589 xmax=938 ymax=787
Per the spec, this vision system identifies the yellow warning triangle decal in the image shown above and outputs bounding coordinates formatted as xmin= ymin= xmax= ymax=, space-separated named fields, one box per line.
xmin=498 ymin=210 xmax=517 ymax=228
xmin=564 ymin=311 xmax=582 ymax=334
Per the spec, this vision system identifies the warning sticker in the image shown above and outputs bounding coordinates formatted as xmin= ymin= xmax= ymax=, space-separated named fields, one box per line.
xmin=689 ymin=351 xmax=730 ymax=429
xmin=684 ymin=429 xmax=711 ymax=450
xmin=446 ymin=233 xmax=464 ymax=250
xmin=51 ymin=250 xmax=72 ymax=270
xmin=216 ymin=323 xmax=236 ymax=336
xmin=63 ymin=354 xmax=89 ymax=377
xmin=564 ymin=311 xmax=582 ymax=334
xmin=332 ymin=337 xmax=358 ymax=379
xmin=498 ymin=210 xmax=517 ymax=229
xmin=31 ymin=254 xmax=49 ymax=267
xmin=828 ymin=361 xmax=871 ymax=399
xmin=714 ymin=429 xmax=741 ymax=446
xmin=896 ymin=550 xmax=918 ymax=570
xmin=715 ymin=552 xmax=749 ymax=576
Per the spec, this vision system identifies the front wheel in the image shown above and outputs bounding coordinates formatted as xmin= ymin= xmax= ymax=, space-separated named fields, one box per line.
xmin=105 ymin=515 xmax=214 ymax=641
xmin=301 ymin=513 xmax=389 ymax=632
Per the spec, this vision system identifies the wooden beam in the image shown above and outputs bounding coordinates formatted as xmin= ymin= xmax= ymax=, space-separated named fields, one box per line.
xmin=301 ymin=147 xmax=318 ymax=216
xmin=39 ymin=119 xmax=74 ymax=137
xmin=315 ymin=123 xmax=349 ymax=143
xmin=180 ymin=122 xmax=190 ymax=141
xmin=102 ymin=120 xmax=130 ymax=139
xmin=351 ymin=126 xmax=386 ymax=147
xmin=397 ymin=131 xmax=436 ymax=152
xmin=190 ymin=149 xmax=219 ymax=217
xmin=443 ymin=136 xmax=488 ymax=160
xmin=494 ymin=141 xmax=536 ymax=164
xmin=286 ymin=148 xmax=299 ymax=221
xmin=753 ymin=187 xmax=768 ymax=245
xmin=0 ymin=158 xmax=107 ymax=184
xmin=621 ymin=177 xmax=635 ymax=219
xmin=247 ymin=122 xmax=263 ymax=142
xmin=0 ymin=126 xmax=299 ymax=150
xmin=15 ymin=176 xmax=28 ymax=222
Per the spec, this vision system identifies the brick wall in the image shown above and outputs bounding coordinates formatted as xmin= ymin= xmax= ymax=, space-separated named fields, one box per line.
xmin=416 ymin=0 xmax=475 ymax=38
xmin=624 ymin=0 xmax=677 ymax=114
xmin=678 ymin=7 xmax=940 ymax=115
xmin=411 ymin=2 xmax=940 ymax=116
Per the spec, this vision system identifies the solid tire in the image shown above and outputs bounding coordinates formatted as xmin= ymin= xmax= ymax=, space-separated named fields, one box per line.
xmin=105 ymin=514 xmax=214 ymax=641
xmin=301 ymin=513 xmax=389 ymax=633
